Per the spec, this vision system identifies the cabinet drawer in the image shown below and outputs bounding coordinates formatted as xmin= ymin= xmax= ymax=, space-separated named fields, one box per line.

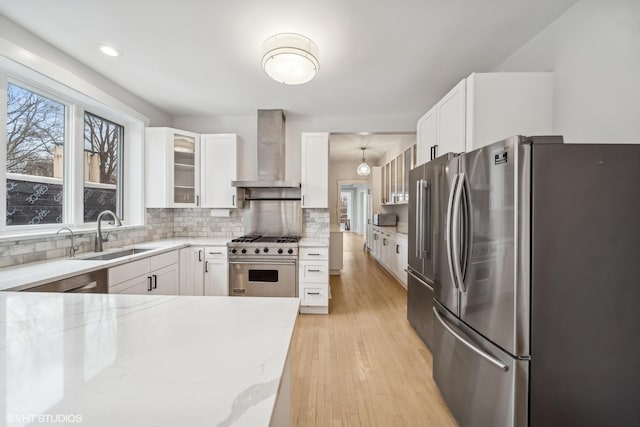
xmin=149 ymin=250 xmax=179 ymax=270
xmin=299 ymin=247 xmax=328 ymax=260
xmin=302 ymin=287 xmax=328 ymax=306
xmin=109 ymin=258 xmax=150 ymax=285
xmin=205 ymin=247 xmax=227 ymax=259
xmin=299 ymin=262 xmax=329 ymax=283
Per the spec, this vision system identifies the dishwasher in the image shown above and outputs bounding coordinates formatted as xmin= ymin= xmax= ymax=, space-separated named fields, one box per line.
xmin=24 ymin=269 xmax=108 ymax=293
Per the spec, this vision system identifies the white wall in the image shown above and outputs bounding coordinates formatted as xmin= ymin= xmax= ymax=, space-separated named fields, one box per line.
xmin=495 ymin=0 xmax=640 ymax=143
xmin=174 ymin=113 xmax=416 ymax=182
xmin=0 ymin=15 xmax=172 ymax=126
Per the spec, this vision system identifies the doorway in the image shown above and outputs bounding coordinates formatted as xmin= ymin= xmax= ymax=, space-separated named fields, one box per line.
xmin=338 ymin=182 xmax=369 ymax=234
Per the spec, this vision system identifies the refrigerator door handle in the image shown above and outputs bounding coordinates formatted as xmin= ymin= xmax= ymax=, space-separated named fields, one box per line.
xmin=407 ymin=268 xmax=434 ymax=292
xmin=415 ymin=179 xmax=423 ymax=259
xmin=451 ymin=172 xmax=466 ymax=291
xmin=423 ymin=180 xmax=431 ymax=258
xmin=446 ymin=174 xmax=460 ymax=289
xmin=433 ymin=306 xmax=509 ymax=371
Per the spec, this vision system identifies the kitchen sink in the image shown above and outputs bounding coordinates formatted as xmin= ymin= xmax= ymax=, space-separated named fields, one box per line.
xmin=79 ymin=248 xmax=156 ymax=261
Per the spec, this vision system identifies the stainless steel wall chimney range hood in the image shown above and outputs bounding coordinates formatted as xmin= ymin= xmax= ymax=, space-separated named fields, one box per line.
xmin=231 ymin=110 xmax=300 ymax=189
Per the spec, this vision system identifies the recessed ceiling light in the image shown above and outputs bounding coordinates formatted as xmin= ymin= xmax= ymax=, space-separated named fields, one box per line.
xmin=98 ymin=44 xmax=122 ymax=57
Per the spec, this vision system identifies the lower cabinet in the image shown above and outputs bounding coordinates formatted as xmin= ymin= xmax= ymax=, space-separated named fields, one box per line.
xmin=109 ymin=250 xmax=179 ymax=295
xmin=299 ymin=246 xmax=329 ymax=314
xmin=370 ymin=226 xmax=408 ymax=288
xmin=179 ymin=246 xmax=228 ymax=296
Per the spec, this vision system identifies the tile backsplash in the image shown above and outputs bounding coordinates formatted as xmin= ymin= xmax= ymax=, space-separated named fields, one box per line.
xmin=0 ymin=207 xmax=327 ymax=268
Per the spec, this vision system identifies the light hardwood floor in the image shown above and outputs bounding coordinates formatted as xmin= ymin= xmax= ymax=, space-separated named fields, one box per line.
xmin=291 ymin=232 xmax=457 ymax=427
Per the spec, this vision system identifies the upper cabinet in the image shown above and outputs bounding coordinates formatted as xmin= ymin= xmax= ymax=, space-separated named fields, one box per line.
xmin=201 ymin=134 xmax=239 ymax=208
xmin=301 ymin=132 xmax=329 ymax=209
xmin=380 ymin=143 xmax=416 ymax=206
xmin=145 ymin=128 xmax=239 ymax=208
xmin=146 ymin=128 xmax=201 ymax=208
xmin=416 ymin=72 xmax=553 ymax=165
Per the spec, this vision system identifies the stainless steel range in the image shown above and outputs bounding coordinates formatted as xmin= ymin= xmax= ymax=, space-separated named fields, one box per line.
xmin=227 ymin=235 xmax=300 ymax=297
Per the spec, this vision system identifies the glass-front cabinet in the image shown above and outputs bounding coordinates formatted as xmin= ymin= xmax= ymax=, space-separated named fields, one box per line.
xmin=173 ymin=134 xmax=197 ymax=205
xmin=380 ymin=142 xmax=417 ymax=205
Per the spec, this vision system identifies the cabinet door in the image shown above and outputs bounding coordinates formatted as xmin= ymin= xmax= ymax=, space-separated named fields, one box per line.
xmin=204 ymin=259 xmax=228 ymax=296
xmin=396 ymin=153 xmax=404 ymax=203
xmin=111 ymin=275 xmax=153 ymax=295
xmin=179 ymin=247 xmax=205 ymax=296
xmin=437 ymin=79 xmax=466 ymax=155
xmin=301 ymin=133 xmax=329 ymax=208
xmin=417 ymin=106 xmax=437 ymax=166
xmin=145 ymin=128 xmax=200 ymax=208
xmin=201 ymin=134 xmax=238 ymax=208
xmin=151 ymin=264 xmax=179 ymax=295
xmin=403 ymin=147 xmax=412 ymax=202
xmin=172 ymin=131 xmax=201 ymax=207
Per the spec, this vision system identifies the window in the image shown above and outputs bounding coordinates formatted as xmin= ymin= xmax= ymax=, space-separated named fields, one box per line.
xmin=6 ymin=83 xmax=66 ymax=226
xmin=83 ymin=112 xmax=123 ymax=222
xmin=1 ymin=73 xmax=140 ymax=232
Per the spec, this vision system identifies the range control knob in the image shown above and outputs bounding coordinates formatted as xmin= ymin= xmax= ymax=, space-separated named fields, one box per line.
xmin=288 ymin=248 xmax=294 ymax=255
xmin=241 ymin=249 xmax=247 ymax=254
xmin=263 ymin=248 xmax=269 ymax=253
xmin=254 ymin=248 xmax=260 ymax=254
xmin=231 ymin=248 xmax=237 ymax=254
xmin=277 ymin=248 xmax=283 ymax=254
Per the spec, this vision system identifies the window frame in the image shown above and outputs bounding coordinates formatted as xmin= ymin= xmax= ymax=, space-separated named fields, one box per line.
xmin=82 ymin=110 xmax=125 ymax=223
xmin=0 ymin=64 xmax=145 ymax=236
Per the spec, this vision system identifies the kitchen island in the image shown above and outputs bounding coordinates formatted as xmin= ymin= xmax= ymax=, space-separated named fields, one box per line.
xmin=1 ymin=292 xmax=299 ymax=426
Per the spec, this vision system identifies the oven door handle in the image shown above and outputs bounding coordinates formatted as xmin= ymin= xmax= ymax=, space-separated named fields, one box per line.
xmin=229 ymin=260 xmax=296 ymax=266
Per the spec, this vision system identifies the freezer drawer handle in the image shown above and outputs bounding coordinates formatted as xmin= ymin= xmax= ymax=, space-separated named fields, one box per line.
xmin=406 ymin=269 xmax=434 ymax=292
xmin=433 ymin=307 xmax=509 ymax=372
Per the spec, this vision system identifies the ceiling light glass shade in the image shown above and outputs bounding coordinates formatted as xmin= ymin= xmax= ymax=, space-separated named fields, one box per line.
xmin=356 ymin=147 xmax=371 ymax=176
xmin=98 ymin=44 xmax=121 ymax=57
xmin=262 ymin=33 xmax=319 ymax=85
xmin=357 ymin=162 xmax=371 ymax=176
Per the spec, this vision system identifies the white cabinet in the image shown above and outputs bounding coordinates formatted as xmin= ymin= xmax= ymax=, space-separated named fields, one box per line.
xmin=417 ymin=105 xmax=437 ymax=165
xmin=179 ymin=246 xmax=228 ymax=296
xmin=301 ymin=132 xmax=329 ymax=209
xmin=201 ymin=134 xmax=240 ymax=208
xmin=465 ymin=72 xmax=553 ymax=151
xmin=437 ymin=79 xmax=467 ymax=156
xmin=145 ymin=128 xmax=239 ymax=208
xmin=370 ymin=226 xmax=407 ymax=288
xmin=416 ymin=72 xmax=553 ymax=165
xmin=204 ymin=248 xmax=228 ymax=296
xmin=299 ymin=246 xmax=329 ymax=314
xmin=109 ymin=250 xmax=180 ymax=295
xmin=145 ymin=128 xmax=201 ymax=208
xmin=179 ymin=247 xmax=205 ymax=296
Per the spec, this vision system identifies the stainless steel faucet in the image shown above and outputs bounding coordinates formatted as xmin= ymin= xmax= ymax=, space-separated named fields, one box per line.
xmin=95 ymin=210 xmax=122 ymax=252
xmin=57 ymin=227 xmax=78 ymax=258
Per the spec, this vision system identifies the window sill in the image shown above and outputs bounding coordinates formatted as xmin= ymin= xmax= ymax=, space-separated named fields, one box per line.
xmin=0 ymin=224 xmax=146 ymax=243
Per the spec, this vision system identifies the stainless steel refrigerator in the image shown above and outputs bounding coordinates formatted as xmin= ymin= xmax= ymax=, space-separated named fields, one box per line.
xmin=429 ymin=135 xmax=640 ymax=427
xmin=407 ymin=152 xmax=453 ymax=349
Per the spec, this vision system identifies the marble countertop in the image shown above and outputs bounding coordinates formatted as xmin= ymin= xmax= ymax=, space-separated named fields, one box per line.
xmin=0 ymin=237 xmax=234 ymax=292
xmin=1 ymin=292 xmax=299 ymax=427
xmin=299 ymin=237 xmax=330 ymax=247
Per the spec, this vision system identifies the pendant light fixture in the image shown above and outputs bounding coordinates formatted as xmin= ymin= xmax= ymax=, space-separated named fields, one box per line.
xmin=357 ymin=148 xmax=371 ymax=176
xmin=262 ymin=33 xmax=319 ymax=85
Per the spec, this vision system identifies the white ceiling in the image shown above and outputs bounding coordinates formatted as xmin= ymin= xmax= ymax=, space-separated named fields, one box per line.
xmin=330 ymin=133 xmax=415 ymax=163
xmin=0 ymin=0 xmax=577 ymax=118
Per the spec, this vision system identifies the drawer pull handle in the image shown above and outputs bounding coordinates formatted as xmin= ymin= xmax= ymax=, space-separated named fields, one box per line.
xmin=308 ymin=253 xmax=321 ymax=256
xmin=308 ymin=269 xmax=321 ymax=273
xmin=307 ymin=292 xmax=321 ymax=295
xmin=209 ymin=252 xmax=222 ymax=255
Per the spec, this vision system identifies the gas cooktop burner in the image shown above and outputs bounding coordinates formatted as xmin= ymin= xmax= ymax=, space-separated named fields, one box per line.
xmin=230 ymin=235 xmax=300 ymax=244
xmin=231 ymin=235 xmax=263 ymax=243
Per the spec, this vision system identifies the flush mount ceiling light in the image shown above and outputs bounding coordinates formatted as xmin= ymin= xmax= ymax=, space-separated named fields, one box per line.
xmin=261 ymin=33 xmax=319 ymax=85
xmin=98 ymin=44 xmax=121 ymax=57
xmin=357 ymin=148 xmax=371 ymax=177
